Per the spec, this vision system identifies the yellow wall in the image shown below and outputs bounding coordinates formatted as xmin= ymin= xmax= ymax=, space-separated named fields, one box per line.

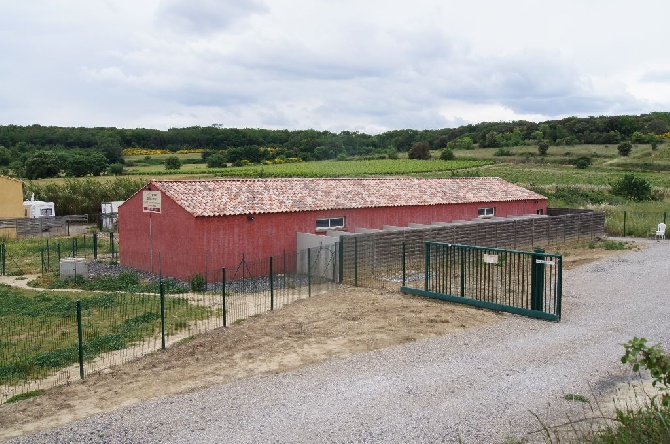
xmin=0 ymin=176 xmax=24 ymax=218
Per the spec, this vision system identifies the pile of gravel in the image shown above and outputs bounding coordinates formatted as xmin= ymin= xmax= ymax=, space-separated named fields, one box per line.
xmin=10 ymin=238 xmax=670 ymax=443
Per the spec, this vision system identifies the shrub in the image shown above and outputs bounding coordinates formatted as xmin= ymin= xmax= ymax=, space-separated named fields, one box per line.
xmin=206 ymin=152 xmax=228 ymax=168
xmin=610 ymin=174 xmax=655 ymax=201
xmin=164 ymin=156 xmax=182 ymax=170
xmin=408 ymin=141 xmax=431 ymax=160
xmin=190 ymin=273 xmax=206 ymax=292
xmin=494 ymin=148 xmax=513 ymax=157
xmin=440 ymin=149 xmax=455 ymax=161
xmin=617 ymin=141 xmax=633 ymax=156
xmin=574 ymin=156 xmax=592 ymax=169
xmin=538 ymin=140 xmax=549 ymax=156
xmin=107 ymin=163 xmax=124 ymax=175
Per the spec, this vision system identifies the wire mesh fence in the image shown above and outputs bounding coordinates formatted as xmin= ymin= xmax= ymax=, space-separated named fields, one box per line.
xmin=0 ymin=244 xmax=339 ymax=404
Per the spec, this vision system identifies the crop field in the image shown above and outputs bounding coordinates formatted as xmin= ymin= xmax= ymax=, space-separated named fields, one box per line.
xmin=124 ymin=158 xmax=492 ymax=178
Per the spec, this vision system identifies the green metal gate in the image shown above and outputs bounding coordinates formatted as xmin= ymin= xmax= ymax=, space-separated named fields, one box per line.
xmin=401 ymin=242 xmax=562 ymax=321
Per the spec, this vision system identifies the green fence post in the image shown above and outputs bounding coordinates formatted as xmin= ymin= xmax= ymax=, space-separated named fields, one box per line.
xmin=71 ymin=238 xmax=76 ymax=257
xmin=460 ymin=247 xmax=465 ymax=297
xmin=402 ymin=242 xmax=406 ymax=287
xmin=57 ymin=242 xmax=61 ymax=263
xmin=76 ymin=300 xmax=84 ymax=380
xmin=1 ymin=244 xmax=5 ymax=276
xmin=531 ymin=248 xmax=545 ymax=312
xmin=46 ymin=239 xmax=50 ymax=272
xmin=270 ymin=256 xmax=274 ymax=311
xmin=93 ymin=232 xmax=98 ymax=260
xmin=424 ymin=242 xmax=430 ymax=292
xmin=308 ymin=248 xmax=312 ymax=298
xmin=623 ymin=211 xmax=627 ymax=237
xmin=354 ymin=237 xmax=358 ymax=287
xmin=40 ymin=249 xmax=45 ymax=276
xmin=110 ymin=232 xmax=115 ymax=259
xmin=338 ymin=240 xmax=344 ymax=284
xmin=664 ymin=212 xmax=667 ymax=225
xmin=160 ymin=282 xmax=166 ymax=349
xmin=222 ymin=268 xmax=227 ymax=328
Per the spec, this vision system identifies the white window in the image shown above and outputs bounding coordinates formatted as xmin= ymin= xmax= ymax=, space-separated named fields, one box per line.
xmin=316 ymin=217 xmax=345 ymax=230
xmin=478 ymin=207 xmax=494 ymax=217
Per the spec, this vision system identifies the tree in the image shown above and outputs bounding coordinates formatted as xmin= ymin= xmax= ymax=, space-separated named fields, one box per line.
xmin=24 ymin=150 xmax=60 ymax=179
xmin=440 ymin=149 xmax=455 ymax=160
xmin=574 ymin=156 xmax=592 ymax=169
xmin=164 ymin=156 xmax=182 ymax=170
xmin=447 ymin=136 xmax=473 ymax=150
xmin=408 ymin=141 xmax=431 ymax=160
xmin=108 ymin=163 xmax=124 ymax=175
xmin=206 ymin=152 xmax=228 ymax=168
xmin=610 ymin=174 xmax=654 ymax=201
xmin=538 ymin=140 xmax=550 ymax=156
xmin=617 ymin=141 xmax=633 ymax=156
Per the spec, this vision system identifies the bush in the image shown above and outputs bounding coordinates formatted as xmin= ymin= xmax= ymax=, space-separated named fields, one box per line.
xmin=206 ymin=152 xmax=228 ymax=168
xmin=440 ymin=149 xmax=455 ymax=161
xmin=408 ymin=141 xmax=431 ymax=160
xmin=538 ymin=140 xmax=549 ymax=156
xmin=164 ymin=156 xmax=182 ymax=170
xmin=574 ymin=156 xmax=592 ymax=169
xmin=617 ymin=141 xmax=633 ymax=156
xmin=190 ymin=273 xmax=206 ymax=292
xmin=494 ymin=148 xmax=513 ymax=157
xmin=107 ymin=163 xmax=124 ymax=175
xmin=610 ymin=174 xmax=655 ymax=201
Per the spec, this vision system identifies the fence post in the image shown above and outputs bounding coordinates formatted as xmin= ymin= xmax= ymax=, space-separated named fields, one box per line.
xmin=1 ymin=244 xmax=5 ymax=276
xmin=270 ymin=256 xmax=274 ymax=311
xmin=460 ymin=246 xmax=466 ymax=297
xmin=46 ymin=239 xmax=50 ymax=272
xmin=308 ymin=248 xmax=312 ymax=298
xmin=424 ymin=242 xmax=430 ymax=292
xmin=623 ymin=211 xmax=627 ymax=237
xmin=401 ymin=242 xmax=406 ymax=287
xmin=338 ymin=239 xmax=344 ymax=284
xmin=160 ymin=282 xmax=166 ymax=349
xmin=531 ymin=248 xmax=545 ymax=312
xmin=110 ymin=232 xmax=115 ymax=259
xmin=40 ymin=249 xmax=45 ymax=276
xmin=222 ymin=268 xmax=227 ymax=327
xmin=93 ymin=232 xmax=98 ymax=260
xmin=57 ymin=242 xmax=61 ymax=263
xmin=664 ymin=212 xmax=667 ymax=225
xmin=77 ymin=300 xmax=84 ymax=380
xmin=354 ymin=237 xmax=358 ymax=287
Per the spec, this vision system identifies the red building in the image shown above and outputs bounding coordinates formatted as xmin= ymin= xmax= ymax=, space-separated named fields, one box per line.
xmin=118 ymin=177 xmax=547 ymax=280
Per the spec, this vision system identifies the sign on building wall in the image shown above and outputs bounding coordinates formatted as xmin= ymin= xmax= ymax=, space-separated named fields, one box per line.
xmin=143 ymin=191 xmax=162 ymax=214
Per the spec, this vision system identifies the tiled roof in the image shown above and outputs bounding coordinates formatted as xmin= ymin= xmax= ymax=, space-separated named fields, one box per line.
xmin=148 ymin=177 xmax=546 ymax=217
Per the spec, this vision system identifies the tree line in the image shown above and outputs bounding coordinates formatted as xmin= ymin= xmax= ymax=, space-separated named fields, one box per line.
xmin=0 ymin=112 xmax=668 ymax=179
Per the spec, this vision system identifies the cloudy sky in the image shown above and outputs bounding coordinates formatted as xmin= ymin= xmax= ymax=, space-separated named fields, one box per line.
xmin=1 ymin=0 xmax=669 ymax=133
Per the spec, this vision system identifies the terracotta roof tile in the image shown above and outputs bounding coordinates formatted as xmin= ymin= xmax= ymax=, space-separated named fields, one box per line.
xmin=149 ymin=177 xmax=546 ymax=217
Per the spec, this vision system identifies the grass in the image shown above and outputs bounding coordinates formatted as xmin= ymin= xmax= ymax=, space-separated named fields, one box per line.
xmin=0 ymin=282 xmax=210 ymax=385
xmin=4 ymin=389 xmax=45 ymax=404
xmin=0 ymin=233 xmax=118 ymax=276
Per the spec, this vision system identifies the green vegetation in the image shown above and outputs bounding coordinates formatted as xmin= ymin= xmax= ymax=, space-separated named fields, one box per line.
xmin=4 ymin=390 xmax=45 ymax=404
xmin=0 ymin=283 xmax=209 ymax=385
xmin=1 ymin=113 xmax=668 ymax=180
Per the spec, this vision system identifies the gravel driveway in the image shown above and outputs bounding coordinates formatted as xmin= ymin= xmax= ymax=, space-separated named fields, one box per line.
xmin=9 ymin=238 xmax=670 ymax=444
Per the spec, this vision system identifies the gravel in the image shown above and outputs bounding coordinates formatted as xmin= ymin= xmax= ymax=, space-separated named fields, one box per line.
xmin=8 ymin=238 xmax=670 ymax=444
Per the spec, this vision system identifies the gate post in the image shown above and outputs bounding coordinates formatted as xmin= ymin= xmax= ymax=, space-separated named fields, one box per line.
xmin=531 ymin=248 xmax=545 ymax=311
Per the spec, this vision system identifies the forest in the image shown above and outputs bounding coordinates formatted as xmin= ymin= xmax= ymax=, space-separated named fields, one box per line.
xmin=0 ymin=112 xmax=669 ymax=180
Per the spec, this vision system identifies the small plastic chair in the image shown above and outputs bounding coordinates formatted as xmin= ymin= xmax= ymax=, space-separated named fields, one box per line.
xmin=656 ymin=222 xmax=666 ymax=240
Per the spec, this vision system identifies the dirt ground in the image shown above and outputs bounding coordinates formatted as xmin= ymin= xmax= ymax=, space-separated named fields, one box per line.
xmin=0 ymin=242 xmax=645 ymax=441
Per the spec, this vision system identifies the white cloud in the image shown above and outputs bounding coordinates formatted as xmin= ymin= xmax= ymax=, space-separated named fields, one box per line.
xmin=0 ymin=0 xmax=668 ymax=131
